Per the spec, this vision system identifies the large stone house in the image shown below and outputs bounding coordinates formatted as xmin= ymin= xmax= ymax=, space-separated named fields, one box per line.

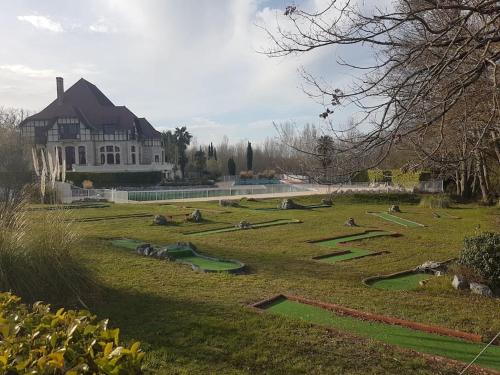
xmin=19 ymin=77 xmax=174 ymax=178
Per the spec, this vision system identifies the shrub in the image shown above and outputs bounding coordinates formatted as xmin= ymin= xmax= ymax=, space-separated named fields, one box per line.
xmin=0 ymin=292 xmax=144 ymax=374
xmin=67 ymin=172 xmax=162 ymax=188
xmin=0 ymin=194 xmax=96 ymax=305
xmin=257 ymin=170 xmax=276 ymax=179
xmin=367 ymin=169 xmax=385 ymax=183
xmin=239 ymin=170 xmax=253 ymax=179
xmin=419 ymin=194 xmax=452 ymax=208
xmin=82 ymin=179 xmax=94 ymax=189
xmin=458 ymin=232 xmax=500 ymax=288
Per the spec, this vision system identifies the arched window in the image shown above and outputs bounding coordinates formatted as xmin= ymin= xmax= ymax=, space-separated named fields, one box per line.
xmin=78 ymin=146 xmax=86 ymax=165
xmin=65 ymin=146 xmax=75 ymax=170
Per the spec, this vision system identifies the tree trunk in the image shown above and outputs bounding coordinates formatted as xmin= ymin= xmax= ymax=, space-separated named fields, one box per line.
xmin=474 ymin=151 xmax=489 ymax=203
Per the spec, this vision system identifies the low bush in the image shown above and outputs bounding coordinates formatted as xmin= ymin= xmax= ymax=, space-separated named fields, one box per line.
xmin=239 ymin=170 xmax=253 ymax=179
xmin=419 ymin=194 xmax=452 ymax=208
xmin=457 ymin=232 xmax=500 ymax=288
xmin=82 ymin=179 xmax=94 ymax=189
xmin=67 ymin=172 xmax=162 ymax=188
xmin=0 ymin=292 xmax=144 ymax=374
xmin=0 ymin=193 xmax=96 ymax=305
xmin=257 ymin=170 xmax=276 ymax=179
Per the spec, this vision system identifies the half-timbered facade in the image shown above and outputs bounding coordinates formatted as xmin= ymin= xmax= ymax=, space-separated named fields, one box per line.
xmin=19 ymin=77 xmax=173 ymax=177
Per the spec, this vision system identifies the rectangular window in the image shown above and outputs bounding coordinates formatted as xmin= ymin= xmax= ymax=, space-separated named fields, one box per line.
xmin=106 ymin=153 xmax=114 ymax=164
xmin=131 ymin=153 xmax=136 ymax=164
xmin=58 ymin=124 xmax=79 ymax=139
xmin=154 ymin=155 xmax=160 ymax=163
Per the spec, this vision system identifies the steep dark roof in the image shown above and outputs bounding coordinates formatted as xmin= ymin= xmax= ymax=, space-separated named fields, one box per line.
xmin=21 ymin=78 xmax=160 ymax=139
xmin=136 ymin=118 xmax=161 ymax=138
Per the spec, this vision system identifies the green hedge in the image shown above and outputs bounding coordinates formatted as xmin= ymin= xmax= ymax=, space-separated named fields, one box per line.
xmin=0 ymin=292 xmax=144 ymax=374
xmin=66 ymin=172 xmax=162 ymax=188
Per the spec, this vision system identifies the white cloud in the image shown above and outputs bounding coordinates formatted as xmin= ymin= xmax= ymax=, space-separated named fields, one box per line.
xmin=89 ymin=23 xmax=108 ymax=33
xmin=89 ymin=18 xmax=116 ymax=33
xmin=17 ymin=15 xmax=64 ymax=32
xmin=2 ymin=1 xmax=361 ymax=142
xmin=0 ymin=64 xmax=57 ymax=78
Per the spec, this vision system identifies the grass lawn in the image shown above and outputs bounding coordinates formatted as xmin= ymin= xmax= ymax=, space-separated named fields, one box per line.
xmin=48 ymin=195 xmax=499 ymax=374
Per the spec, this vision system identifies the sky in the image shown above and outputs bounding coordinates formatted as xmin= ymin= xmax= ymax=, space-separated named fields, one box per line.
xmin=0 ymin=0 xmax=371 ymax=144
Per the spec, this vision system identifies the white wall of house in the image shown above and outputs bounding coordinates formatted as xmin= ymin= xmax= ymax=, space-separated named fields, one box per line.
xmin=21 ymin=118 xmax=173 ymax=176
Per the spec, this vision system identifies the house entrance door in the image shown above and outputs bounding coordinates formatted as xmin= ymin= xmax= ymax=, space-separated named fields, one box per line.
xmin=65 ymin=146 xmax=75 ymax=170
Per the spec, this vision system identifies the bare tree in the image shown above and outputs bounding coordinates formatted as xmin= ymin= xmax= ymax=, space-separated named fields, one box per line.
xmin=0 ymin=108 xmax=31 ymax=202
xmin=263 ymin=0 xmax=500 ymax=199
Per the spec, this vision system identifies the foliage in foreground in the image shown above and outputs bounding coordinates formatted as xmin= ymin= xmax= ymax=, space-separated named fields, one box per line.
xmin=458 ymin=232 xmax=500 ymax=288
xmin=0 ymin=194 xmax=96 ymax=304
xmin=0 ymin=292 xmax=144 ymax=374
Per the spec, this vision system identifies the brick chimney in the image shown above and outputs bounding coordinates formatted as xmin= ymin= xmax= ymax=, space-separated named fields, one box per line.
xmin=56 ymin=77 xmax=64 ymax=104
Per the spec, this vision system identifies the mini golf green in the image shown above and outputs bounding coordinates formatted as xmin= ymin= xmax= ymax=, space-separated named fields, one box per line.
xmin=184 ymin=219 xmax=301 ymax=236
xmin=368 ymin=272 xmax=432 ymax=291
xmin=311 ymin=231 xmax=394 ymax=263
xmin=263 ymin=298 xmax=500 ymax=371
xmin=110 ymin=239 xmax=245 ymax=273
xmin=368 ymin=212 xmax=424 ymax=228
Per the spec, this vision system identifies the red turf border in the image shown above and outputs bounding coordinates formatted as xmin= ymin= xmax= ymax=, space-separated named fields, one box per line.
xmin=250 ymin=294 xmax=483 ymax=343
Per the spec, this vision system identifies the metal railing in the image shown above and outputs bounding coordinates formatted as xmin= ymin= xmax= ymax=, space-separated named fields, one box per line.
xmin=127 ymin=184 xmax=309 ymax=201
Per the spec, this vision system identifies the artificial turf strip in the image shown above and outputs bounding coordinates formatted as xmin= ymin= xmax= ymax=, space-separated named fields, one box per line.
xmin=264 ymin=299 xmax=500 ymax=371
xmin=313 ymin=231 xmax=393 ymax=263
xmin=109 ymin=239 xmax=243 ymax=272
xmin=184 ymin=219 xmax=301 ymax=236
xmin=369 ymin=273 xmax=433 ymax=291
xmin=369 ymin=212 xmax=425 ymax=227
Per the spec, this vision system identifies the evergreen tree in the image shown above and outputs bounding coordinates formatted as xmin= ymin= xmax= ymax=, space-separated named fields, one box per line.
xmin=227 ymin=157 xmax=236 ymax=176
xmin=246 ymin=141 xmax=253 ymax=171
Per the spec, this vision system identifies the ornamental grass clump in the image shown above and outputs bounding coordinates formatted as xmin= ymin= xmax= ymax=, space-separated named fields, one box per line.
xmin=0 ymin=193 xmax=96 ymax=305
xmin=0 ymin=292 xmax=144 ymax=374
